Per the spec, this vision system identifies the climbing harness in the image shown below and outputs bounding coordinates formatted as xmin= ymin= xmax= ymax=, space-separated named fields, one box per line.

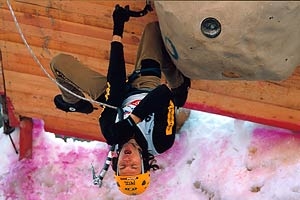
xmin=127 ymin=67 xmax=161 ymax=84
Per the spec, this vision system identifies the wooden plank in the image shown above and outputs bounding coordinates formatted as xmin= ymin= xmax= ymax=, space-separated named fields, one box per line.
xmin=4 ymin=70 xmax=98 ymax=121
xmin=0 ymin=7 xmax=142 ymax=47
xmin=0 ymin=17 xmax=139 ymax=64
xmin=185 ymin=88 xmax=300 ymax=131
xmin=3 ymin=1 xmax=157 ymax=36
xmin=0 ymin=41 xmax=136 ymax=79
xmin=4 ymin=70 xmax=105 ymax=141
xmin=0 ymin=6 xmax=142 ymax=47
xmin=191 ymin=66 xmax=300 ymax=110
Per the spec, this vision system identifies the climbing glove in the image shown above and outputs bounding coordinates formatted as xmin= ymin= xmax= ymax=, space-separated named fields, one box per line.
xmin=111 ymin=116 xmax=140 ymax=145
xmin=112 ymin=4 xmax=130 ymax=37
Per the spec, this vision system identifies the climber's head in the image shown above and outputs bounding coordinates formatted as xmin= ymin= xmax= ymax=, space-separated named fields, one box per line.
xmin=112 ymin=139 xmax=150 ymax=195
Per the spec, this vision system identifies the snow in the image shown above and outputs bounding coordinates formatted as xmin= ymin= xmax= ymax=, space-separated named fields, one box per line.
xmin=1 ymin=110 xmax=300 ymax=200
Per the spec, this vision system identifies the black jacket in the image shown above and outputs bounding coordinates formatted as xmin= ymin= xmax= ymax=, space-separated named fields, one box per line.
xmin=99 ymin=42 xmax=176 ymax=154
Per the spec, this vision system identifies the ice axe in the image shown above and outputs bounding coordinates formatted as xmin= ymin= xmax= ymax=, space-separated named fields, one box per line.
xmin=116 ymin=0 xmax=153 ymax=18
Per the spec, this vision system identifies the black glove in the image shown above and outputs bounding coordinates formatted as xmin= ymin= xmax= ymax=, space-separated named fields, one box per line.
xmin=171 ymin=75 xmax=191 ymax=107
xmin=112 ymin=4 xmax=130 ymax=37
xmin=111 ymin=116 xmax=140 ymax=145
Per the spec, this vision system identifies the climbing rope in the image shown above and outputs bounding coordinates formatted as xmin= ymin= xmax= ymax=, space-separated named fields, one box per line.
xmin=6 ymin=0 xmax=118 ymax=110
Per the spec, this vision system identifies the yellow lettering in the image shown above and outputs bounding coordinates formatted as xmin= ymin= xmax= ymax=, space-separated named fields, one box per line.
xmin=166 ymin=100 xmax=175 ymax=135
xmin=104 ymin=82 xmax=110 ymax=101
xmin=125 ymin=187 xmax=137 ymax=191
xmin=124 ymin=180 xmax=135 ymax=185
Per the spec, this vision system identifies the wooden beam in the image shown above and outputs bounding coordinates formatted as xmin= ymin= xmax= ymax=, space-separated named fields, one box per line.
xmin=190 ymin=67 xmax=300 ymax=110
xmin=185 ymin=88 xmax=300 ymax=131
xmin=19 ymin=117 xmax=33 ymax=160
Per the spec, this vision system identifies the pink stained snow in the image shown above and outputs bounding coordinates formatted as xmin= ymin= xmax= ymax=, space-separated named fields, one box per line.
xmin=1 ymin=110 xmax=300 ymax=200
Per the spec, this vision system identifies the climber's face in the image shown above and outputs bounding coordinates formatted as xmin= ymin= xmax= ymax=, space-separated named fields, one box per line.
xmin=117 ymin=139 xmax=142 ymax=176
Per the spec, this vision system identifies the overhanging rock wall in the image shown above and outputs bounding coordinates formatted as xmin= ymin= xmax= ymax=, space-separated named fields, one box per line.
xmin=155 ymin=1 xmax=300 ymax=80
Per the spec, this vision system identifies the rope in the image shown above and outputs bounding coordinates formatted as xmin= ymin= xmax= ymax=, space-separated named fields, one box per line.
xmin=6 ymin=0 xmax=117 ymax=110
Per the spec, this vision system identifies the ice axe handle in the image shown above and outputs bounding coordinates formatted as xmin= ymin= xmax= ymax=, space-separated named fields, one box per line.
xmin=124 ymin=3 xmax=153 ymax=18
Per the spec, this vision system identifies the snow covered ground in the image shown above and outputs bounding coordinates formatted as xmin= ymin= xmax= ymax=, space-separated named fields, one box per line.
xmin=1 ymin=110 xmax=300 ymax=200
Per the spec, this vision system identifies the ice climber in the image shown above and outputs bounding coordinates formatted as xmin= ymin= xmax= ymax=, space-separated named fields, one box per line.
xmin=50 ymin=4 xmax=190 ymax=195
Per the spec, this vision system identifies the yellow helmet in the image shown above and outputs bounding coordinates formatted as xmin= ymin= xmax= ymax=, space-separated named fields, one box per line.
xmin=114 ymin=171 xmax=150 ymax=195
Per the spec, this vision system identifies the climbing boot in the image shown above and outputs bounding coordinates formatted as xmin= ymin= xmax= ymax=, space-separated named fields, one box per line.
xmin=54 ymin=94 xmax=94 ymax=114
